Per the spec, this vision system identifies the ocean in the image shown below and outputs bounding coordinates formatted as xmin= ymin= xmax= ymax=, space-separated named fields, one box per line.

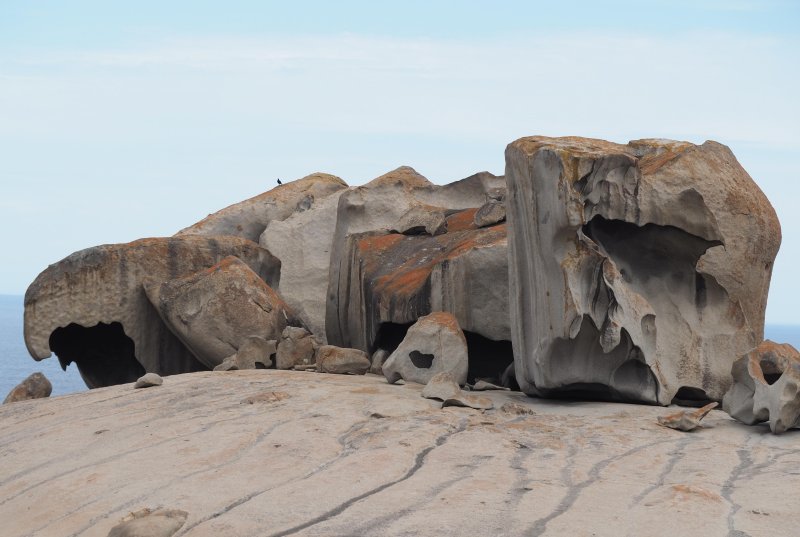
xmin=1 ymin=294 xmax=799 ymax=399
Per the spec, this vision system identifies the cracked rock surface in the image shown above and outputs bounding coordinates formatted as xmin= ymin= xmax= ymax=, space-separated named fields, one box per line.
xmin=1 ymin=370 xmax=798 ymax=537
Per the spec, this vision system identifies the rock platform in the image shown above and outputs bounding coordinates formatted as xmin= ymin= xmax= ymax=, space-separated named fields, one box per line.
xmin=1 ymin=371 xmax=797 ymax=537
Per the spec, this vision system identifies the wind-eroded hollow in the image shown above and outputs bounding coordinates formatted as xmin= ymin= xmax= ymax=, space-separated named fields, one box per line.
xmin=49 ymin=322 xmax=144 ymax=389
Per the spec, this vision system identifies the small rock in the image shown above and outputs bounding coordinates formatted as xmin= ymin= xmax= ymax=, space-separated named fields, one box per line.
xmin=443 ymin=394 xmax=494 ymax=410
xmin=473 ymin=201 xmax=506 ymax=228
xmin=369 ymin=348 xmax=389 ymax=376
xmin=107 ymin=508 xmax=187 ymax=537
xmin=472 ymin=379 xmax=510 ymax=391
xmin=422 ymin=372 xmax=494 ymax=410
xmin=3 ymin=372 xmax=52 ymax=404
xmin=241 ymin=392 xmax=289 ymax=405
xmin=215 ymin=337 xmax=276 ymax=371
xmin=316 ymin=345 xmax=371 ymax=375
xmin=134 ymin=373 xmax=163 ymax=389
xmin=393 ymin=205 xmax=448 ymax=236
xmin=276 ymin=327 xmax=317 ymax=370
xmin=657 ymin=402 xmax=718 ymax=432
xmin=422 ymin=372 xmax=461 ymax=401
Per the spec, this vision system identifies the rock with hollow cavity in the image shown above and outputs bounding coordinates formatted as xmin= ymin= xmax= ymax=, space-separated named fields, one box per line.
xmin=276 ymin=327 xmax=317 ymax=370
xmin=3 ymin=372 xmax=52 ymax=404
xmin=107 ymin=508 xmax=187 ymax=537
xmin=383 ymin=312 xmax=469 ymax=386
xmin=176 ymin=173 xmax=348 ymax=242
xmin=316 ymin=345 xmax=370 ymax=375
xmin=24 ymin=236 xmax=279 ymax=388
xmin=134 ymin=372 xmax=163 ymax=389
xmin=722 ymin=340 xmax=800 ymax=434
xmin=144 ymin=256 xmax=295 ymax=370
xmin=657 ymin=402 xmax=718 ymax=432
xmin=506 ymin=136 xmax=781 ymax=405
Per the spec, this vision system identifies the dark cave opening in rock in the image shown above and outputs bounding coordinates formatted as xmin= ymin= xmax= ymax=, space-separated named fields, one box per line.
xmin=372 ymin=321 xmax=516 ymax=387
xmin=49 ymin=322 xmax=144 ymax=389
xmin=463 ymin=331 xmax=515 ymax=386
xmin=759 ymin=359 xmax=784 ymax=385
xmin=581 ymin=215 xmax=723 ymax=311
xmin=409 ymin=351 xmax=434 ymax=369
xmin=671 ymin=386 xmax=714 ymax=407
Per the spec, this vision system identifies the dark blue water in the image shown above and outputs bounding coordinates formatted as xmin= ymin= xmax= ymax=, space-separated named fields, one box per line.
xmin=1 ymin=295 xmax=86 ymax=397
xmin=1 ymin=294 xmax=799 ymax=398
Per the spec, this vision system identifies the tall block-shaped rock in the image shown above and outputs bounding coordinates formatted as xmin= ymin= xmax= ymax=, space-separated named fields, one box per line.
xmin=505 ymin=136 xmax=781 ymax=404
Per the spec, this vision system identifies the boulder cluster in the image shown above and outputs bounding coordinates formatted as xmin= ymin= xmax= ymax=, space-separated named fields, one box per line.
xmin=19 ymin=135 xmax=796 ymax=432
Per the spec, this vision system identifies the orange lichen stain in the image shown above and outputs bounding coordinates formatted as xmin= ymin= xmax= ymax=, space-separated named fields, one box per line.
xmin=357 ymin=233 xmax=405 ymax=254
xmin=638 ymin=148 xmax=686 ymax=176
xmin=350 ymin=387 xmax=380 ymax=394
xmin=446 ymin=208 xmax=479 ymax=232
xmin=671 ymin=484 xmax=722 ymax=502
xmin=421 ymin=311 xmax=461 ymax=331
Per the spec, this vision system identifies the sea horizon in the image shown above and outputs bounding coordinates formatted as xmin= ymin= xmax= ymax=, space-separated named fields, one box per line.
xmin=2 ymin=293 xmax=799 ymax=399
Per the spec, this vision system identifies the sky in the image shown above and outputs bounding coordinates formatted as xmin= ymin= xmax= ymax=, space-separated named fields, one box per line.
xmin=0 ymin=0 xmax=798 ymax=323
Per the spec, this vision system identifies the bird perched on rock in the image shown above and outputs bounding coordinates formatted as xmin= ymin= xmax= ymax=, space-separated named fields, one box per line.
xmin=277 ymin=178 xmax=282 ymax=185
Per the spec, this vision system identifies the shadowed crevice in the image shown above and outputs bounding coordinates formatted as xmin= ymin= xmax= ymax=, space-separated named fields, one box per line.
xmin=49 ymin=322 xmax=144 ymax=389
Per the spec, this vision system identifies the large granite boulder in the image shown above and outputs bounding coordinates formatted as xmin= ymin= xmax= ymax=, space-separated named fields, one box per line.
xmin=383 ymin=312 xmax=469 ymax=386
xmin=24 ymin=236 xmax=280 ymax=388
xmin=176 ymin=173 xmax=348 ymax=242
xmin=3 ymin=372 xmax=52 ymax=404
xmin=722 ymin=340 xmax=800 ymax=434
xmin=260 ymin=188 xmax=347 ymax=342
xmin=506 ymin=136 xmax=781 ymax=405
xmin=144 ymin=256 xmax=295 ymax=369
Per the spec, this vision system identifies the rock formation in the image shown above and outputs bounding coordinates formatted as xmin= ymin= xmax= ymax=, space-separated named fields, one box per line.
xmin=722 ymin=340 xmax=800 ymax=434
xmin=505 ymin=136 xmax=781 ymax=405
xmin=316 ymin=345 xmax=371 ymax=375
xmin=24 ymin=236 xmax=279 ymax=388
xmin=657 ymin=402 xmax=718 ymax=432
xmin=3 ymin=372 xmax=52 ymax=404
xmin=383 ymin=312 xmax=469 ymax=386
xmin=176 ymin=173 xmax=348 ymax=242
xmin=134 ymin=372 xmax=163 ymax=389
xmin=214 ymin=336 xmax=276 ymax=371
xmin=20 ymin=134 xmax=782 ymax=409
xmin=144 ymin=256 xmax=295 ymax=369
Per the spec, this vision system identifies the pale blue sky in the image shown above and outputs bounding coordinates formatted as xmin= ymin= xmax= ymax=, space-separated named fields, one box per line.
xmin=1 ymin=1 xmax=798 ymax=323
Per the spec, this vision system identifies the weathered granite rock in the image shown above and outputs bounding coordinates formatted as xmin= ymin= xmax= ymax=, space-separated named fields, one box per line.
xmin=107 ymin=508 xmax=187 ymax=537
xmin=6 ymin=370 xmax=792 ymax=537
xmin=369 ymin=348 xmax=389 ymax=376
xmin=657 ymin=402 xmax=718 ymax=432
xmin=3 ymin=372 xmax=52 ymax=404
xmin=316 ymin=345 xmax=371 ymax=375
xmin=420 ymin=372 xmax=495 ymax=410
xmin=275 ymin=326 xmax=317 ymax=370
xmin=176 ymin=173 xmax=348 ymax=242
xmin=421 ymin=372 xmax=461 ymax=401
xmin=393 ymin=204 xmax=448 ymax=236
xmin=383 ymin=312 xmax=469 ymax=386
xmin=326 ymin=167 xmax=505 ymax=348
xmin=214 ymin=337 xmax=276 ymax=371
xmin=144 ymin=256 xmax=293 ymax=370
xmin=506 ymin=136 xmax=781 ymax=405
xmin=722 ymin=340 xmax=800 ymax=434
xmin=472 ymin=379 xmax=510 ymax=391
xmin=134 ymin=372 xmax=163 ymax=389
xmin=260 ymin=188 xmax=347 ymax=341
xmin=24 ymin=236 xmax=280 ymax=388
xmin=474 ymin=201 xmax=506 ymax=228
xmin=329 ymin=209 xmax=510 ymax=360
